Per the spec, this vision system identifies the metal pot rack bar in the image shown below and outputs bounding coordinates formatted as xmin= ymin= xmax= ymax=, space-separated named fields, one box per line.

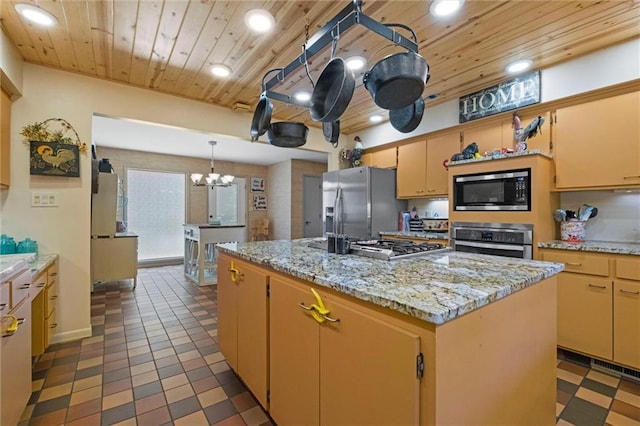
xmin=263 ymin=0 xmax=420 ymax=108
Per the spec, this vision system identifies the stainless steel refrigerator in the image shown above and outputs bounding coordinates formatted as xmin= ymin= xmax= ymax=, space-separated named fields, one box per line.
xmin=323 ymin=166 xmax=407 ymax=240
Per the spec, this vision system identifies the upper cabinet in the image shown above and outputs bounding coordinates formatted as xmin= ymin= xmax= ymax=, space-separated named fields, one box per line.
xmin=0 ymin=88 xmax=11 ymax=189
xmin=502 ymin=111 xmax=553 ymax=154
xmin=396 ymin=137 xmax=427 ymax=198
xmin=462 ymin=120 xmax=503 ymax=155
xmin=425 ymin=131 xmax=461 ymax=196
xmin=361 ymin=147 xmax=397 ymax=169
xmin=553 ymin=91 xmax=640 ymax=189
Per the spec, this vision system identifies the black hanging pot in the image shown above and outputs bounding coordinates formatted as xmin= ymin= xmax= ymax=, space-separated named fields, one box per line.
xmin=267 ymin=122 xmax=309 ymax=148
xmin=250 ymin=93 xmax=273 ymax=141
xmin=363 ymin=52 xmax=429 ymax=110
xmin=310 ymin=57 xmax=355 ymax=122
xmin=363 ymin=23 xmax=429 ymax=110
xmin=322 ymin=120 xmax=340 ymax=147
xmin=390 ymin=97 xmax=424 ymax=133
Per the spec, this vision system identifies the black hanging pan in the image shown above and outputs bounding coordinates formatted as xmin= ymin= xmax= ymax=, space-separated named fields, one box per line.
xmin=323 ymin=120 xmax=340 ymax=147
xmin=267 ymin=122 xmax=309 ymax=148
xmin=390 ymin=97 xmax=424 ymax=133
xmin=310 ymin=38 xmax=355 ymax=122
xmin=363 ymin=24 xmax=429 ymax=110
xmin=250 ymin=69 xmax=282 ymax=141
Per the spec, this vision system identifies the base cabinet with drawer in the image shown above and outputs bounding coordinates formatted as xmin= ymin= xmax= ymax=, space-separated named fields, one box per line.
xmin=541 ymin=249 xmax=640 ymax=369
xmin=1 ymin=265 xmax=32 ymax=426
xmin=32 ymin=259 xmax=59 ymax=356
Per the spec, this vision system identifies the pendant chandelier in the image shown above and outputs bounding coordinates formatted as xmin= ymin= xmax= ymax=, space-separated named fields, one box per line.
xmin=190 ymin=140 xmax=235 ymax=187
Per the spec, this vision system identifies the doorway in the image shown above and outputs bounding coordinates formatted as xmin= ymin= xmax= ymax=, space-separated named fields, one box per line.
xmin=303 ymin=175 xmax=323 ymax=237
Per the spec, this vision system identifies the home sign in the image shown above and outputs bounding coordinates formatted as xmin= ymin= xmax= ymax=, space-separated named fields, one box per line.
xmin=459 ymin=71 xmax=540 ymax=123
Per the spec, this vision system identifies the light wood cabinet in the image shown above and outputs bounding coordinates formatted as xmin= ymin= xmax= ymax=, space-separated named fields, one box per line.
xmin=397 ymin=137 xmax=427 ymax=198
xmin=217 ymin=255 xmax=269 ymax=408
xmin=553 ymin=91 xmax=640 ymax=189
xmin=462 ymin=119 xmax=503 ymax=156
xmin=269 ymin=274 xmax=421 ymax=426
xmin=0 ymin=88 xmax=11 ymax=189
xmin=502 ymin=111 xmax=553 ymax=154
xmin=361 ymin=147 xmax=397 ymax=168
xmin=425 ymin=131 xmax=460 ymax=196
xmin=541 ymin=249 xmax=640 ymax=369
xmin=32 ymin=259 xmax=59 ymax=356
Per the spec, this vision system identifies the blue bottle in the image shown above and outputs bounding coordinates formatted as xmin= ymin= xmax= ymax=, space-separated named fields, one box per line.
xmin=0 ymin=234 xmax=16 ymax=254
xmin=17 ymin=238 xmax=38 ymax=255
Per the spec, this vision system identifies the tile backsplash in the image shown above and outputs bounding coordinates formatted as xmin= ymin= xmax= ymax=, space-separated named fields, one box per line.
xmin=560 ymin=191 xmax=640 ymax=243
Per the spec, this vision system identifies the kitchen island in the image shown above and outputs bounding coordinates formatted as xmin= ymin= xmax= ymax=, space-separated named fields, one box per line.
xmin=216 ymin=239 xmax=564 ymax=426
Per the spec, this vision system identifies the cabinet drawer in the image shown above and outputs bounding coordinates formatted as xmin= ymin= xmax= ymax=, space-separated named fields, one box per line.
xmin=45 ymin=309 xmax=57 ymax=348
xmin=0 ymin=283 xmax=8 ymax=314
xmin=45 ymin=280 xmax=58 ymax=317
xmin=10 ymin=269 xmax=32 ymax=308
xmin=32 ymin=271 xmax=48 ymax=291
xmin=616 ymin=257 xmax=640 ymax=281
xmin=542 ymin=251 xmax=609 ymax=276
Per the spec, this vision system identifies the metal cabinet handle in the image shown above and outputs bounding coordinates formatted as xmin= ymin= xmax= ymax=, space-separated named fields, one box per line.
xmin=228 ymin=262 xmax=243 ymax=283
xmin=619 ymin=289 xmax=640 ymax=295
xmin=427 ymin=189 xmax=435 ymax=193
xmin=623 ymin=175 xmax=640 ymax=179
xmin=2 ymin=317 xmax=25 ymax=337
xmin=0 ymin=303 xmax=6 ymax=311
xmin=565 ymin=262 xmax=582 ymax=266
xmin=49 ymin=272 xmax=58 ymax=276
xmin=588 ymin=284 xmax=607 ymax=289
xmin=51 ymin=323 xmax=58 ymax=329
xmin=19 ymin=284 xmax=31 ymax=289
xmin=51 ymin=295 xmax=58 ymax=300
xmin=321 ymin=314 xmax=340 ymax=323
xmin=37 ymin=282 xmax=46 ymax=288
xmin=298 ymin=303 xmax=314 ymax=311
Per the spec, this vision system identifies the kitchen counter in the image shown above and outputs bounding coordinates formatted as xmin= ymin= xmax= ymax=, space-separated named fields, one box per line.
xmin=216 ymin=239 xmax=563 ymax=324
xmin=538 ymin=240 xmax=640 ymax=255
xmin=379 ymin=231 xmax=449 ymax=240
xmin=0 ymin=253 xmax=58 ymax=281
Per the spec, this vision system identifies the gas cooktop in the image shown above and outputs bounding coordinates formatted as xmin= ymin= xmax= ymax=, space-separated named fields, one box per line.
xmin=350 ymin=239 xmax=450 ymax=261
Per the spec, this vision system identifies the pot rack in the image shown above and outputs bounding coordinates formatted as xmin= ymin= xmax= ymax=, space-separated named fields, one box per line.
xmin=262 ymin=0 xmax=420 ymax=108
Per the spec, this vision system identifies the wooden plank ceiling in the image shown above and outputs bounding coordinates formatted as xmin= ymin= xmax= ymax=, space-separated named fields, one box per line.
xmin=1 ymin=0 xmax=639 ymax=135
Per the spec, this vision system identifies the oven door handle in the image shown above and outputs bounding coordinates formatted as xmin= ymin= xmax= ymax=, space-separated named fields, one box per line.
xmin=454 ymin=240 xmax=525 ymax=252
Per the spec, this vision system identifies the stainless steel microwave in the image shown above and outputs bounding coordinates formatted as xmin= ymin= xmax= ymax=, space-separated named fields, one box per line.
xmin=453 ymin=168 xmax=531 ymax=211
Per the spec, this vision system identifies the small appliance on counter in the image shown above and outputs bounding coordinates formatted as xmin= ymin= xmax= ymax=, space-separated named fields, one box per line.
xmin=423 ymin=218 xmax=449 ymax=232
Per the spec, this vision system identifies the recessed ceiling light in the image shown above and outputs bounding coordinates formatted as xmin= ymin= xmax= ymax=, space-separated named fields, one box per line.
xmin=505 ymin=59 xmax=533 ymax=74
xmin=429 ymin=0 xmax=464 ymax=17
xmin=294 ymin=91 xmax=311 ymax=102
xmin=211 ymin=64 xmax=232 ymax=78
xmin=245 ymin=9 xmax=275 ymax=33
xmin=369 ymin=114 xmax=384 ymax=123
xmin=346 ymin=56 xmax=367 ymax=71
xmin=15 ymin=3 xmax=58 ymax=26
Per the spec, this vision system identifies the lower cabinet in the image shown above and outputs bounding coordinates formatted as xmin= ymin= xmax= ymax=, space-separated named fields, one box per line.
xmin=32 ymin=259 xmax=59 ymax=356
xmin=217 ymin=255 xmax=269 ymax=408
xmin=541 ymin=249 xmax=640 ymax=369
xmin=269 ymin=274 xmax=420 ymax=426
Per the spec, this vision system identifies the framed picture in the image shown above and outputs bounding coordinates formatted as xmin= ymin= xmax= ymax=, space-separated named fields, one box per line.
xmin=253 ymin=194 xmax=267 ymax=211
xmin=30 ymin=141 xmax=80 ymax=177
xmin=251 ymin=176 xmax=265 ymax=192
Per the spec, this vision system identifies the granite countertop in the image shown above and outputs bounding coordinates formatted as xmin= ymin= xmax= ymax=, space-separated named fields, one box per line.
xmin=448 ymin=149 xmax=552 ymax=167
xmin=0 ymin=253 xmax=58 ymax=282
xmin=538 ymin=240 xmax=640 ymax=256
xmin=217 ymin=239 xmax=563 ymax=325
xmin=380 ymin=231 xmax=449 ymax=240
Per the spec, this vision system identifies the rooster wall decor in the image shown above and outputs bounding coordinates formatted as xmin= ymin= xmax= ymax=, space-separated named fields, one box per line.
xmin=22 ymin=118 xmax=84 ymax=177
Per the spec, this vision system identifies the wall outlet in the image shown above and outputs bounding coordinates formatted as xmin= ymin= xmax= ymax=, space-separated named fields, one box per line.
xmin=31 ymin=192 xmax=59 ymax=207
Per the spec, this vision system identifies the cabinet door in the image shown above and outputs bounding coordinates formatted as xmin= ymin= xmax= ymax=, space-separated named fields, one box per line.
xmin=0 ymin=88 xmax=10 ymax=188
xmin=554 ymin=91 xmax=640 ymax=188
xmin=462 ymin=120 xmax=503 ymax=156
xmin=236 ymin=262 xmax=269 ymax=408
xmin=613 ymin=280 xmax=640 ymax=369
xmin=426 ymin=131 xmax=460 ymax=196
xmin=269 ymin=276 xmax=320 ymax=426
xmin=1 ymin=300 xmax=32 ymax=426
xmin=319 ymin=293 xmax=421 ymax=426
xmin=557 ymin=273 xmax=612 ymax=359
xmin=217 ymin=255 xmax=238 ymax=371
xmin=45 ymin=308 xmax=57 ymax=348
xmin=502 ymin=111 xmax=552 ymax=154
xmin=362 ymin=148 xmax=398 ymax=169
xmin=397 ymin=138 xmax=427 ymax=198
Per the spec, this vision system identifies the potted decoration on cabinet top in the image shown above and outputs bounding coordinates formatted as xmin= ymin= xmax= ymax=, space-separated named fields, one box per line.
xmin=20 ymin=118 xmax=87 ymax=178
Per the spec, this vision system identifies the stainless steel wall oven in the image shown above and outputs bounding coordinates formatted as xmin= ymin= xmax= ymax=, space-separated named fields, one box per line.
xmin=451 ymin=222 xmax=533 ymax=259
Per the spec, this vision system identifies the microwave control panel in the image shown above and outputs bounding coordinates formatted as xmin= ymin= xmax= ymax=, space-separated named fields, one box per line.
xmin=515 ymin=177 xmax=528 ymax=202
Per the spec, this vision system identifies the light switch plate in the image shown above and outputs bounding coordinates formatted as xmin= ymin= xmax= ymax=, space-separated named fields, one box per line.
xmin=31 ymin=191 xmax=59 ymax=207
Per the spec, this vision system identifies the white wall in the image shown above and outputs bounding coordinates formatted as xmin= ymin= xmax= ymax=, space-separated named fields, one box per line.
xmin=0 ymin=29 xmax=23 ymax=94
xmin=357 ymin=38 xmax=640 ymax=149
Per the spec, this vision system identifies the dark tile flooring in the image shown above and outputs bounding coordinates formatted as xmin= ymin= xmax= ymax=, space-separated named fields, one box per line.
xmin=19 ymin=265 xmax=640 ymax=425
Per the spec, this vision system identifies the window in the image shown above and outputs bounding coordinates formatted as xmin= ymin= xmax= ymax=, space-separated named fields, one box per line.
xmin=126 ymin=169 xmax=186 ymax=261
xmin=208 ymin=177 xmax=246 ymax=225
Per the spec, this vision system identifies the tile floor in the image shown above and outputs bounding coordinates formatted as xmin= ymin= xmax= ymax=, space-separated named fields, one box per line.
xmin=18 ymin=265 xmax=640 ymax=426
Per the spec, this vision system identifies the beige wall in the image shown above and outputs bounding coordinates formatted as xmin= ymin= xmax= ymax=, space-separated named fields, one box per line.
xmin=0 ymin=29 xmax=23 ymax=95
xmin=267 ymin=161 xmax=291 ymax=240
xmin=96 ymin=147 xmax=269 ymax=230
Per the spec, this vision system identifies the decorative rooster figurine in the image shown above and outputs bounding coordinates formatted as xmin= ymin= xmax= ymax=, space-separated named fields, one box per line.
xmin=522 ymin=116 xmax=545 ymax=140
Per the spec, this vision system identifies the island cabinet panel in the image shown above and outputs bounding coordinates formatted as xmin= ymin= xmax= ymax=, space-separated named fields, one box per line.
xmin=269 ymin=275 xmax=421 ymax=426
xmin=397 ymin=137 xmax=427 ymax=198
xmin=269 ymin=276 xmax=320 ymax=426
xmin=425 ymin=131 xmax=460 ymax=196
xmin=217 ymin=255 xmax=269 ymax=408
xmin=553 ymin=91 xmax=640 ymax=189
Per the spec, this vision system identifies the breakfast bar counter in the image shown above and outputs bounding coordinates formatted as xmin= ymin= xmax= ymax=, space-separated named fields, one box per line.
xmin=215 ymin=239 xmax=563 ymax=426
